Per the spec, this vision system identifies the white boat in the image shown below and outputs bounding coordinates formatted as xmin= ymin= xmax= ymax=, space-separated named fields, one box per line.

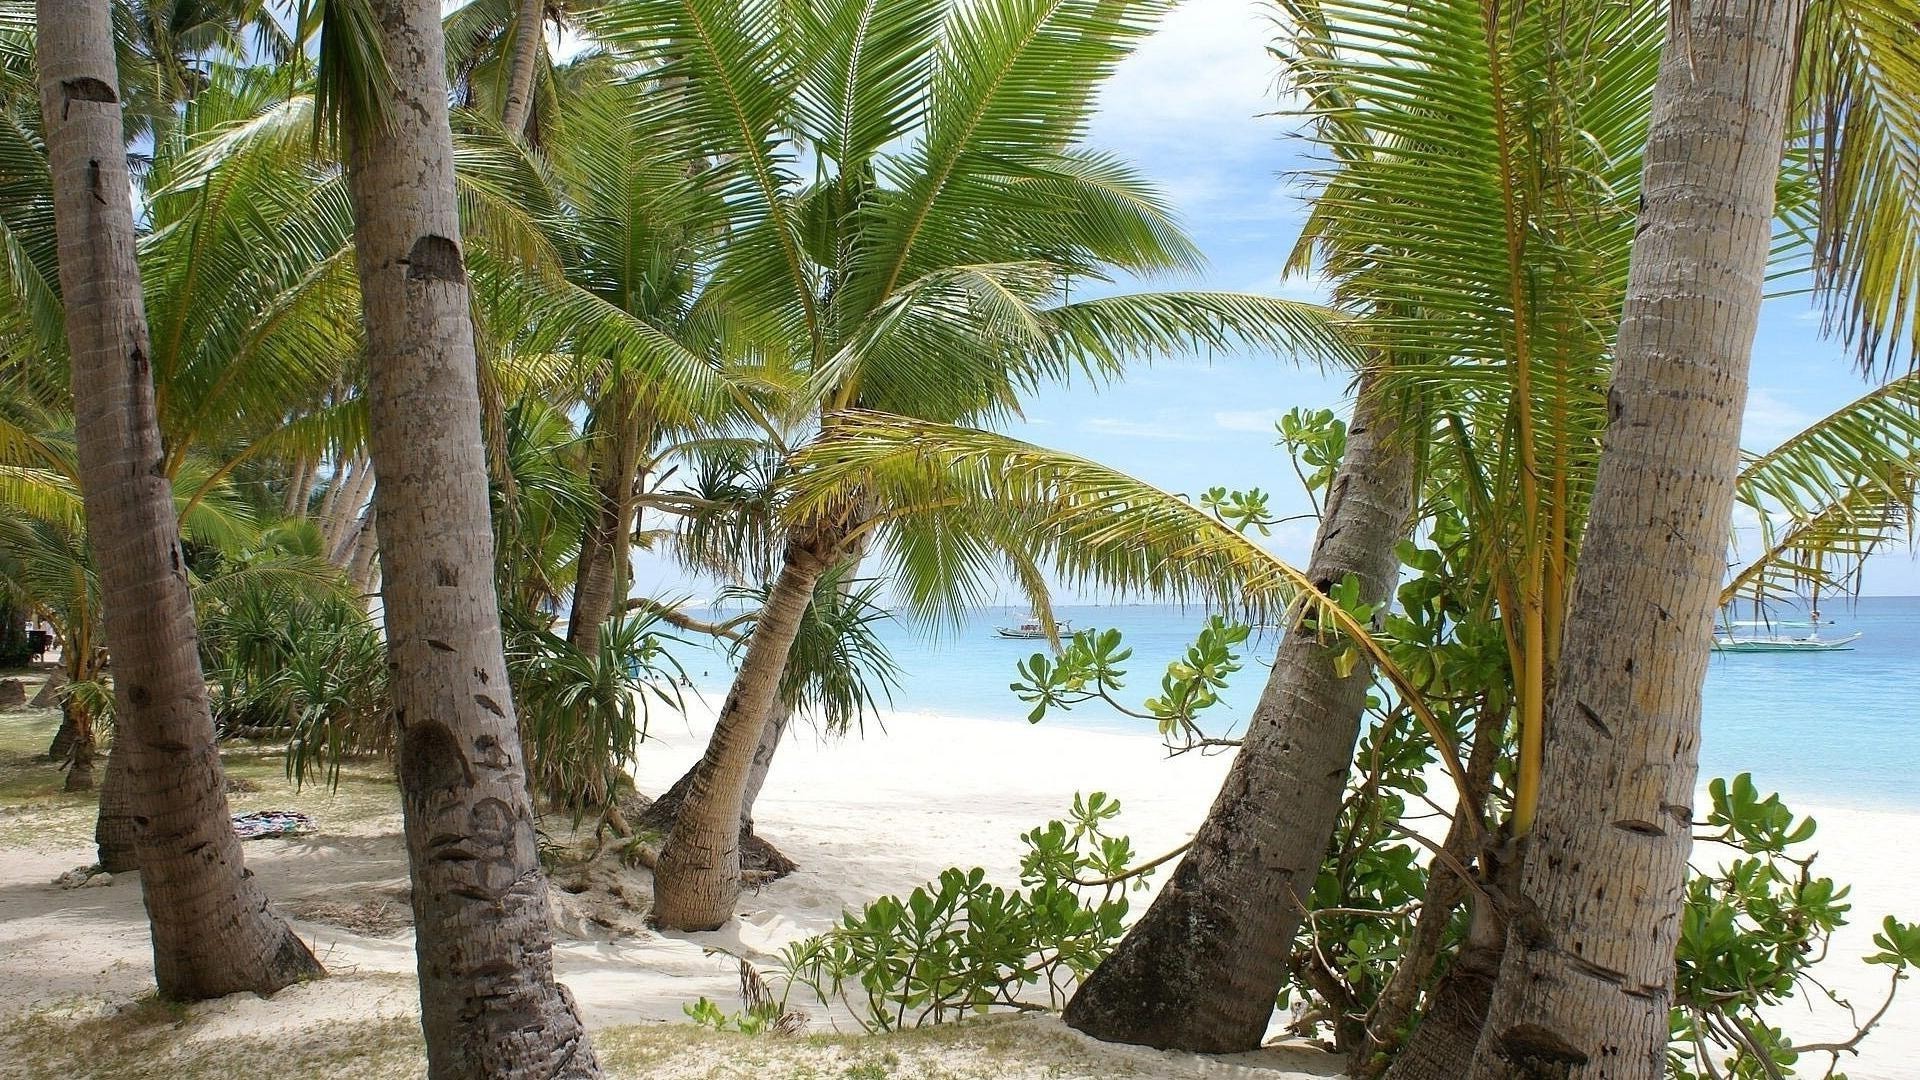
xmin=1710 ymin=631 xmax=1861 ymax=654
xmin=994 ymin=616 xmax=1069 ymax=639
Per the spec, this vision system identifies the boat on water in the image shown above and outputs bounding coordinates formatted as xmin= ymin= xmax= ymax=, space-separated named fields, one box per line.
xmin=1710 ymin=631 xmax=1862 ymax=653
xmin=994 ymin=615 xmax=1070 ymax=640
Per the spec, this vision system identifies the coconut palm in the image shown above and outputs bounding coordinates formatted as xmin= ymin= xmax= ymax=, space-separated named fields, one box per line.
xmin=1722 ymin=370 xmax=1920 ymax=608
xmin=330 ymin=0 xmax=600 ymax=1073
xmin=780 ymin=2 xmax=1920 ymax=1066
xmin=586 ymin=0 xmax=1358 ymax=931
xmin=35 ymin=0 xmax=322 ymax=999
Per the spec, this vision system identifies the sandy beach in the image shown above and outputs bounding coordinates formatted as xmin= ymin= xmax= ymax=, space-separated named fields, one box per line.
xmin=0 ymin=691 xmax=1913 ymax=1077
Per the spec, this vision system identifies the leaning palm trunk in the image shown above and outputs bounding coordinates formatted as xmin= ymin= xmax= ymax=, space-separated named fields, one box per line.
xmin=499 ymin=0 xmax=543 ymax=135
xmin=1065 ymin=379 xmax=1416 ymax=1051
xmin=1463 ymin=4 xmax=1802 ymax=1078
xmin=567 ymin=390 xmax=643 ymax=655
xmin=637 ymin=701 xmax=798 ymax=878
xmin=649 ymin=526 xmax=841 ymax=930
xmin=37 ymin=0 xmax=322 ymax=998
xmin=344 ymin=1 xmax=597 ymax=1075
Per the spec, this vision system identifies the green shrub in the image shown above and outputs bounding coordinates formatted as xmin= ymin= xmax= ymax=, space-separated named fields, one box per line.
xmin=767 ymin=793 xmax=1150 ymax=1033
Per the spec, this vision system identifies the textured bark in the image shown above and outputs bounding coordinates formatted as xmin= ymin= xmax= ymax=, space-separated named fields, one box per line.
xmin=59 ymin=697 xmax=95 ymax=792
xmin=638 ymin=702 xmax=798 ymax=879
xmin=40 ymin=0 xmax=324 ymax=999
xmin=284 ymin=455 xmax=314 ymax=517
xmin=1381 ymin=847 xmax=1519 ymax=1080
xmin=650 ymin=530 xmax=838 ymax=930
xmin=95 ymin=738 xmax=138 ymax=873
xmin=567 ymin=389 xmax=642 ymax=655
xmin=347 ymin=508 xmax=381 ymax=602
xmin=332 ymin=503 xmax=374 ymax=567
xmin=1065 ymin=382 xmax=1417 ymax=1052
xmin=1464 ymin=5 xmax=1802 ymax=1078
xmin=345 ymin=2 xmax=598 ymax=1074
xmin=499 ymin=0 xmax=543 ymax=136
xmin=321 ymin=457 xmax=374 ymax=557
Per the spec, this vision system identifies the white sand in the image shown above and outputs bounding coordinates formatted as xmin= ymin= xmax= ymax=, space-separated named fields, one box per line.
xmin=0 ymin=694 xmax=1914 ymax=1077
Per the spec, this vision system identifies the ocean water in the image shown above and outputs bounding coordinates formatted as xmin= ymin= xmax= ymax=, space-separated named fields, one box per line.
xmin=674 ymin=597 xmax=1920 ymax=812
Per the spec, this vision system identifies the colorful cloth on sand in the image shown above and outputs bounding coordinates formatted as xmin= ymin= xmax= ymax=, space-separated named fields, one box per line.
xmin=230 ymin=809 xmax=314 ymax=840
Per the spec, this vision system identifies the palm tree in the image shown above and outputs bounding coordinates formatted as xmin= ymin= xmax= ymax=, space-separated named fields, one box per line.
xmin=35 ymin=0 xmax=321 ymax=998
xmin=1721 ymin=370 xmax=1920 ymax=610
xmin=334 ymin=0 xmax=599 ymax=1074
xmin=1063 ymin=0 xmax=1655 ymax=1051
xmin=1063 ymin=372 xmax=1417 ymax=1052
xmin=589 ymin=0 xmax=1356 ymax=931
xmin=1461 ymin=5 xmax=1805 ymax=1074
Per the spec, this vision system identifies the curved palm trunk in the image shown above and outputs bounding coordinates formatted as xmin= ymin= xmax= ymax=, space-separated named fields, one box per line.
xmin=345 ymin=2 xmax=597 ymax=1076
xmin=1065 ymin=380 xmax=1416 ymax=1052
xmin=37 ymin=0 xmax=322 ymax=998
xmin=649 ymin=529 xmax=839 ymax=931
xmin=499 ymin=0 xmax=543 ymax=136
xmin=1464 ymin=5 xmax=1802 ymax=1078
xmin=637 ymin=701 xmax=796 ymax=876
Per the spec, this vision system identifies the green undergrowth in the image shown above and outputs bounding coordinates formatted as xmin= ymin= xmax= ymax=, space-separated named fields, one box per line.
xmin=0 ymin=696 xmax=403 ymax=852
xmin=0 ymin=999 xmax=1299 ymax=1080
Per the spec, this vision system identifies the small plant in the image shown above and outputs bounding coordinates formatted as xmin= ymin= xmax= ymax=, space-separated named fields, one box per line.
xmin=1669 ymin=774 xmax=1917 ymax=1079
xmin=1012 ymin=618 xmax=1248 ymax=749
xmin=682 ymin=958 xmax=805 ymax=1036
xmin=766 ymin=794 xmax=1152 ymax=1032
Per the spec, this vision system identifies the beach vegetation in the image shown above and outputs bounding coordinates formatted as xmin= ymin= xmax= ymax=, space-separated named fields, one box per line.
xmin=1 ymin=0 xmax=1917 ymax=1079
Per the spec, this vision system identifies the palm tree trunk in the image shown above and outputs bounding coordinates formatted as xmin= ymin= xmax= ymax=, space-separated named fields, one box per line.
xmin=568 ymin=388 xmax=642 ymax=655
xmin=1463 ymin=5 xmax=1802 ymax=1078
xmin=284 ymin=455 xmax=314 ymax=517
xmin=95 ymin=735 xmax=139 ymax=873
xmin=499 ymin=0 xmax=543 ymax=136
xmin=637 ymin=701 xmax=797 ymax=877
xmin=39 ymin=0 xmax=323 ymax=998
xmin=59 ymin=697 xmax=95 ymax=792
xmin=347 ymin=507 xmax=380 ymax=602
xmin=649 ymin=528 xmax=840 ymax=930
xmin=321 ymin=457 xmax=374 ymax=556
xmin=344 ymin=2 xmax=598 ymax=1074
xmin=1064 ymin=377 xmax=1416 ymax=1052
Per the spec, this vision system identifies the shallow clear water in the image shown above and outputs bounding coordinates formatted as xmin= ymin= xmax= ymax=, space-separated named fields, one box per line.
xmin=676 ymin=596 xmax=1920 ymax=811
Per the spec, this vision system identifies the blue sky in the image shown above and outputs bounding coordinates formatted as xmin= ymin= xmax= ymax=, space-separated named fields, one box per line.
xmin=633 ymin=0 xmax=1920 ymax=603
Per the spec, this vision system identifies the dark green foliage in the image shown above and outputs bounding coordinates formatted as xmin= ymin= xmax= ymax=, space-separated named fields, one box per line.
xmin=768 ymin=793 xmax=1148 ymax=1032
xmin=201 ymin=588 xmax=389 ymax=790
xmin=0 ymin=598 xmax=30 ymax=666
xmin=508 ymin=610 xmax=686 ymax=809
xmin=1670 ymin=775 xmax=1918 ymax=1080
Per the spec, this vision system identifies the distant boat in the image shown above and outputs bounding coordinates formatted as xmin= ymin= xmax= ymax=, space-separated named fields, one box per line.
xmin=995 ymin=616 xmax=1069 ymax=640
xmin=1711 ymin=631 xmax=1862 ymax=654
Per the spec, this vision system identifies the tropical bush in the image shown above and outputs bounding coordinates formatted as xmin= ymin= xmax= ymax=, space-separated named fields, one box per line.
xmin=508 ymin=611 xmax=688 ymax=809
xmin=764 ymin=793 xmax=1148 ymax=1032
xmin=200 ymin=589 xmax=390 ymax=789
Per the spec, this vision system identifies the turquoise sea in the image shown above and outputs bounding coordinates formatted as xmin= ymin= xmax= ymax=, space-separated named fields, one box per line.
xmin=676 ymin=596 xmax=1920 ymax=812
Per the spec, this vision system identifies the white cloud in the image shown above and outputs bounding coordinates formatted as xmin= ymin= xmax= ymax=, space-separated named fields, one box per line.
xmin=1213 ymin=408 xmax=1283 ymax=433
xmin=1079 ymin=416 xmax=1211 ymax=441
xmin=1093 ymin=0 xmax=1293 ymax=139
xmin=1741 ymin=387 xmax=1818 ymax=450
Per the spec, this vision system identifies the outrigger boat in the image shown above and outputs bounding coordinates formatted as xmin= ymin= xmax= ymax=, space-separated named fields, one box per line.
xmin=1710 ymin=631 xmax=1861 ymax=653
xmin=994 ymin=615 xmax=1070 ymax=640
